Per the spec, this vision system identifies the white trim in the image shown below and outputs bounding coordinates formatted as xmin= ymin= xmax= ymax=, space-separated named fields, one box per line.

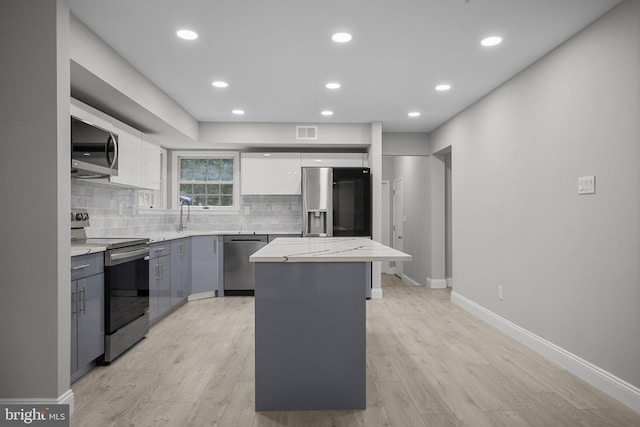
xmin=402 ymin=274 xmax=421 ymax=287
xmin=159 ymin=147 xmax=167 ymax=209
xmin=427 ymin=277 xmax=447 ymax=289
xmin=446 ymin=277 xmax=453 ymax=288
xmin=188 ymin=291 xmax=216 ymax=301
xmin=0 ymin=389 xmax=75 ymax=414
xmin=371 ymin=287 xmax=384 ymax=299
xmin=451 ymin=291 xmax=640 ymax=413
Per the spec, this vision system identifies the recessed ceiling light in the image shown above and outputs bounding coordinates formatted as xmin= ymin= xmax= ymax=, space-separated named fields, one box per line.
xmin=176 ymin=29 xmax=198 ymax=40
xmin=435 ymin=84 xmax=452 ymax=91
xmin=331 ymin=32 xmax=352 ymax=43
xmin=321 ymin=110 xmax=334 ymax=116
xmin=325 ymin=82 xmax=341 ymax=89
xmin=232 ymin=109 xmax=244 ymax=115
xmin=481 ymin=36 xmax=503 ymax=47
xmin=211 ymin=81 xmax=229 ymax=88
xmin=263 ymin=153 xmax=271 ymax=157
xmin=408 ymin=112 xmax=421 ymax=117
xmin=315 ymin=159 xmax=323 ymax=162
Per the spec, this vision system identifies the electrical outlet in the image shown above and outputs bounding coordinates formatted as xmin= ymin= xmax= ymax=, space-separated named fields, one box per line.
xmin=498 ymin=286 xmax=503 ymax=300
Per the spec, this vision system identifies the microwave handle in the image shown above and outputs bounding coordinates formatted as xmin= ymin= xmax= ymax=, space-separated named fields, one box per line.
xmin=107 ymin=134 xmax=118 ymax=169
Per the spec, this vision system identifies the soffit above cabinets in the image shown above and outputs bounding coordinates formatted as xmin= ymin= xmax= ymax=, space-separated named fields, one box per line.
xmin=69 ymin=0 xmax=622 ymax=134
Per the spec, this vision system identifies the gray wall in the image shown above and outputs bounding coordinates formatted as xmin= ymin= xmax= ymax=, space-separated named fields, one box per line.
xmin=382 ymin=132 xmax=429 ymax=156
xmin=382 ymin=156 xmax=430 ymax=285
xmin=430 ymin=0 xmax=640 ymax=388
xmin=382 ymin=132 xmax=444 ymax=286
xmin=444 ymin=153 xmax=452 ymax=280
xmin=0 ymin=0 xmax=71 ymax=400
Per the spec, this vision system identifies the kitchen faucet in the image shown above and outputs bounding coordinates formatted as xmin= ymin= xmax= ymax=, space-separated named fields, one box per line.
xmin=179 ymin=195 xmax=192 ymax=232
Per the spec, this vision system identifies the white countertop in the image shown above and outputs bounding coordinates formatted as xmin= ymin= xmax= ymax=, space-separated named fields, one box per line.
xmin=71 ymin=230 xmax=301 ymax=255
xmin=249 ymin=237 xmax=412 ymax=263
xmin=142 ymin=230 xmax=301 ymax=243
xmin=71 ymin=245 xmax=107 ymax=257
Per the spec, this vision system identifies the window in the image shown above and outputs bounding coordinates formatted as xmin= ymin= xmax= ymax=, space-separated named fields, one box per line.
xmin=171 ymin=152 xmax=239 ymax=210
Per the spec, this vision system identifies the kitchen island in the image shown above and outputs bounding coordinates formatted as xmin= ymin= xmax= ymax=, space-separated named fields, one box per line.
xmin=249 ymin=237 xmax=411 ymax=411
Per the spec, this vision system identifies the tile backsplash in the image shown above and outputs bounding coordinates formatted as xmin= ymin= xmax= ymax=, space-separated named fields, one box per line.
xmin=71 ymin=180 xmax=302 ymax=237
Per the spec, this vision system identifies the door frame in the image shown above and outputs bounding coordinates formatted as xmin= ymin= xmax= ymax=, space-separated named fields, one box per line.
xmin=392 ymin=177 xmax=404 ymax=278
xmin=381 ymin=180 xmax=392 ymax=274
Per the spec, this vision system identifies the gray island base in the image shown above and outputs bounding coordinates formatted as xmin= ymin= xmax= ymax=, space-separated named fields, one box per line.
xmin=251 ymin=237 xmax=411 ymax=412
xmin=255 ymin=261 xmax=366 ymax=411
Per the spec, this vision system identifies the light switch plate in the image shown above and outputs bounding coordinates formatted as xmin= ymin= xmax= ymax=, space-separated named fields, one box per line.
xmin=578 ymin=176 xmax=595 ymax=195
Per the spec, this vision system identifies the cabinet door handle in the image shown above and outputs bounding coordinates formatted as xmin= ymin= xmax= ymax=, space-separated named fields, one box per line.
xmin=154 ymin=247 xmax=166 ymax=252
xmin=155 ymin=262 xmax=160 ymax=280
xmin=159 ymin=261 xmax=163 ymax=280
xmin=79 ymin=287 xmax=86 ymax=313
xmin=72 ymin=264 xmax=91 ymax=270
xmin=71 ymin=289 xmax=77 ymax=314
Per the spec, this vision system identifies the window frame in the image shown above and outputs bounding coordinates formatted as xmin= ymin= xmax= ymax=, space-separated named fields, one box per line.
xmin=170 ymin=151 xmax=240 ymax=211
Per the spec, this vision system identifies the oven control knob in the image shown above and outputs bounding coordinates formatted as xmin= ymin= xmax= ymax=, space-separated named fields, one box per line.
xmin=83 ymin=213 xmax=89 ymax=221
xmin=75 ymin=213 xmax=83 ymax=221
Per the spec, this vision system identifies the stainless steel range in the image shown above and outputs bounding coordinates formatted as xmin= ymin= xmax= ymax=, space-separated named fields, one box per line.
xmin=71 ymin=209 xmax=150 ymax=364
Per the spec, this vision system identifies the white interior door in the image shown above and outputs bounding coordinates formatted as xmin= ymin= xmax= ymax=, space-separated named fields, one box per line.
xmin=392 ymin=178 xmax=404 ymax=278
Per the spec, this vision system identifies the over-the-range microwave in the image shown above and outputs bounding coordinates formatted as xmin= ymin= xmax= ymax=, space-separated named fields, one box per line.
xmin=71 ymin=116 xmax=118 ymax=178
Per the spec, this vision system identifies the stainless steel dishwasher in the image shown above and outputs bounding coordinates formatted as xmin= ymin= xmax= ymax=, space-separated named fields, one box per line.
xmin=223 ymin=235 xmax=268 ymax=295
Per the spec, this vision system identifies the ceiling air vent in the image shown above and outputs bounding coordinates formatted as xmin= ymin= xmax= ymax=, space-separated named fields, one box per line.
xmin=296 ymin=126 xmax=318 ymax=140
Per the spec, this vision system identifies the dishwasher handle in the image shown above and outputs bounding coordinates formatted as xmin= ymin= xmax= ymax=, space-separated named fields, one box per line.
xmin=224 ymin=235 xmax=268 ymax=243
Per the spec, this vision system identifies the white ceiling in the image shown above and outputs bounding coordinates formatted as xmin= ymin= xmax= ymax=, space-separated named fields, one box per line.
xmin=69 ymin=0 xmax=621 ymax=134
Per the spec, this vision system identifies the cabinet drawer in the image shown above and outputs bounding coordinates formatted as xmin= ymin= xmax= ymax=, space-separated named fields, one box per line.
xmin=149 ymin=243 xmax=171 ymax=260
xmin=71 ymin=253 xmax=104 ymax=280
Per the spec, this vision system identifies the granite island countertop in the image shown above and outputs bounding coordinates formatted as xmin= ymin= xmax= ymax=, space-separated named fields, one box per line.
xmin=249 ymin=237 xmax=412 ymax=263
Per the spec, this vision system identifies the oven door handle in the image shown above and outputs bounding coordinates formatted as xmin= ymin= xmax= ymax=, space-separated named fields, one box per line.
xmin=107 ymin=248 xmax=150 ymax=265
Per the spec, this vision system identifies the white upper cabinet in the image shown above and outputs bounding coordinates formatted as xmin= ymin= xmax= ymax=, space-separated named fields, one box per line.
xmin=241 ymin=153 xmax=302 ymax=195
xmin=300 ymin=153 xmax=367 ymax=168
xmin=110 ymin=122 xmax=143 ymax=188
xmin=141 ymin=134 xmax=161 ymax=191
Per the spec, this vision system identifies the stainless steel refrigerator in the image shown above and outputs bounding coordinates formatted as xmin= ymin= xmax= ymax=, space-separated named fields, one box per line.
xmin=302 ymin=167 xmax=371 ymax=237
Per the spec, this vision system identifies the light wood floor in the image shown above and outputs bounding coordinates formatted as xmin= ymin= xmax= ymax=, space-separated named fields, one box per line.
xmin=71 ymin=275 xmax=640 ymax=426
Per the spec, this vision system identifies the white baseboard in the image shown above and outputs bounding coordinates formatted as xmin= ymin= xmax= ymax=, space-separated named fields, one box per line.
xmin=446 ymin=277 xmax=453 ymax=288
xmin=402 ymin=274 xmax=422 ymax=287
xmin=0 ymin=389 xmax=75 ymax=413
xmin=427 ymin=277 xmax=447 ymax=289
xmin=371 ymin=287 xmax=384 ymax=299
xmin=451 ymin=291 xmax=640 ymax=413
xmin=188 ymin=291 xmax=216 ymax=301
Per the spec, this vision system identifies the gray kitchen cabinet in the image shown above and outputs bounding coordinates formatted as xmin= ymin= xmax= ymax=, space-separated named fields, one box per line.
xmin=71 ymin=253 xmax=104 ymax=383
xmin=149 ymin=243 xmax=171 ymax=324
xmin=171 ymin=238 xmax=191 ymax=307
xmin=191 ymin=236 xmax=221 ymax=297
